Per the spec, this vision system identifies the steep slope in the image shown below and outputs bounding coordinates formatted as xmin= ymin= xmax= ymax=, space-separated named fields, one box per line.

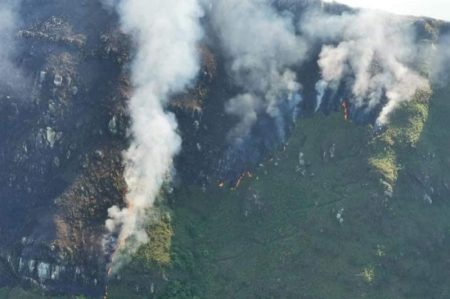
xmin=1 ymin=1 xmax=450 ymax=298
xmin=155 ymin=87 xmax=450 ymax=299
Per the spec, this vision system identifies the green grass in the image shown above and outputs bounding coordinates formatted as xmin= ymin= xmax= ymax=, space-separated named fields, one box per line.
xmin=160 ymin=113 xmax=384 ymax=298
xmin=8 ymin=86 xmax=450 ymax=299
xmin=135 ymin=212 xmax=174 ymax=268
xmin=369 ymin=89 xmax=432 ymax=186
xmin=147 ymin=85 xmax=450 ymax=299
xmin=0 ymin=287 xmax=85 ymax=299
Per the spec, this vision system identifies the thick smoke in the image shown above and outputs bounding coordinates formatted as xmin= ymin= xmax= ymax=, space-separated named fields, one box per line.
xmin=207 ymin=0 xmax=307 ymax=145
xmin=103 ymin=0 xmax=203 ymax=271
xmin=302 ymin=10 xmax=430 ymax=125
xmin=0 ymin=1 xmax=23 ymax=89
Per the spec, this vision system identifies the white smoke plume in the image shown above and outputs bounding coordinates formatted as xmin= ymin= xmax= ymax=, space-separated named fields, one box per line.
xmin=314 ymin=79 xmax=327 ymax=112
xmin=206 ymin=0 xmax=307 ymax=144
xmin=431 ymin=34 xmax=450 ymax=87
xmin=302 ymin=10 xmax=430 ymax=125
xmin=103 ymin=0 xmax=204 ymax=271
xmin=0 ymin=1 xmax=24 ymax=89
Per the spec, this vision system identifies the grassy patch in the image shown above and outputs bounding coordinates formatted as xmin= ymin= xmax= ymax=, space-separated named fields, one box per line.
xmin=369 ymin=89 xmax=431 ymax=186
xmin=134 ymin=213 xmax=174 ymax=268
xmin=369 ymin=148 xmax=398 ymax=184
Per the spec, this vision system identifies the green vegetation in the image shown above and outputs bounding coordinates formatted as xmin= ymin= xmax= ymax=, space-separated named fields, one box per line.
xmin=0 ymin=287 xmax=84 ymax=299
xmin=107 ymin=211 xmax=175 ymax=299
xmin=160 ymin=113 xmax=386 ymax=298
xmin=359 ymin=265 xmax=376 ymax=284
xmin=9 ymin=85 xmax=450 ymax=299
xmin=12 ymin=83 xmax=447 ymax=298
xmin=369 ymin=148 xmax=398 ymax=184
xmin=369 ymin=89 xmax=432 ymax=186
xmin=135 ymin=213 xmax=174 ymax=268
xmin=142 ymin=84 xmax=450 ymax=298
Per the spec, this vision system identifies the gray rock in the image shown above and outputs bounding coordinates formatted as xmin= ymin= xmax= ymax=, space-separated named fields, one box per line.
xmin=108 ymin=116 xmax=118 ymax=135
xmin=54 ymin=74 xmax=63 ymax=86
xmin=37 ymin=262 xmax=51 ymax=281
xmin=46 ymin=127 xmax=57 ymax=148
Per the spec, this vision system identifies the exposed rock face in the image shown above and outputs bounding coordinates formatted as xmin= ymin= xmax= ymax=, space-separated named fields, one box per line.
xmin=0 ymin=0 xmax=213 ymax=295
xmin=0 ymin=0 xmax=129 ymax=296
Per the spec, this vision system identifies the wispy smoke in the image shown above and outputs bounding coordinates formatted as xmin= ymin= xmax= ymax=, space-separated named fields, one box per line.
xmin=104 ymin=0 xmax=203 ymax=271
xmin=302 ymin=10 xmax=429 ymax=125
xmin=314 ymin=79 xmax=327 ymax=112
xmin=0 ymin=1 xmax=23 ymax=89
xmin=207 ymin=0 xmax=307 ymax=145
xmin=431 ymin=33 xmax=450 ymax=87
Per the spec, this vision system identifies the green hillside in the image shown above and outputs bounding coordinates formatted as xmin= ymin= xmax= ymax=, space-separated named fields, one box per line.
xmin=144 ymin=85 xmax=450 ymax=298
xmin=2 ymin=3 xmax=450 ymax=297
xmin=5 ymin=85 xmax=450 ymax=299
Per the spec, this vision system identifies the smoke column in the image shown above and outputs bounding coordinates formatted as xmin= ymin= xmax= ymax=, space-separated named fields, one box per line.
xmin=206 ymin=0 xmax=307 ymax=145
xmin=314 ymin=79 xmax=327 ymax=112
xmin=302 ymin=10 xmax=429 ymax=125
xmin=431 ymin=34 xmax=450 ymax=87
xmin=103 ymin=0 xmax=204 ymax=271
xmin=323 ymin=0 xmax=450 ymax=21
xmin=0 ymin=1 xmax=23 ymax=89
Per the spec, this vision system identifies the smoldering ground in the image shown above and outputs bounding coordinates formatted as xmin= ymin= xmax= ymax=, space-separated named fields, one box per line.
xmin=301 ymin=9 xmax=430 ymax=126
xmin=102 ymin=0 xmax=204 ymax=272
xmin=205 ymin=1 xmax=435 ymax=182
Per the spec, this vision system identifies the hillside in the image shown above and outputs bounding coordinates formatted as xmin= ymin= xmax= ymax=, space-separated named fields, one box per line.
xmin=101 ymin=84 xmax=450 ymax=299
xmin=1 ymin=1 xmax=450 ymax=298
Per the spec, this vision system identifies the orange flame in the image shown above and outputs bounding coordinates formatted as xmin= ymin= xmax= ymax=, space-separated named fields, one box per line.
xmin=342 ymin=100 xmax=349 ymax=121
